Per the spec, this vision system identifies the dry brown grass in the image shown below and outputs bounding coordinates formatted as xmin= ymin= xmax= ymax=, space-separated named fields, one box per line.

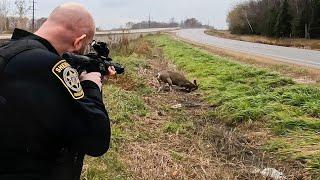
xmin=206 ymin=30 xmax=320 ymax=51
xmin=134 ymin=40 xmax=151 ymax=56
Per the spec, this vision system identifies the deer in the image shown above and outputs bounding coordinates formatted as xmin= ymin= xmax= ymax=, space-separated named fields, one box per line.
xmin=156 ymin=70 xmax=198 ymax=93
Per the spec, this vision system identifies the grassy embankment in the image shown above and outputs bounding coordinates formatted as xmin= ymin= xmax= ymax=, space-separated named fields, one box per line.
xmin=150 ymin=35 xmax=320 ymax=176
xmin=81 ymin=34 xmax=320 ymax=179
xmin=81 ymin=42 xmax=151 ymax=179
xmin=205 ymin=29 xmax=320 ymax=50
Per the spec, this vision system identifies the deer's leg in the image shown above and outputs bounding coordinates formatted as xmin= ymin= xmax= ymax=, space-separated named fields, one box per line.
xmin=157 ymin=83 xmax=163 ymax=92
xmin=157 ymin=74 xmax=163 ymax=92
xmin=166 ymin=78 xmax=173 ymax=92
xmin=157 ymin=81 xmax=165 ymax=92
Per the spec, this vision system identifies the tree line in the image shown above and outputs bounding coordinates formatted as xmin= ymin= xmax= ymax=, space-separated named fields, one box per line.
xmin=227 ymin=0 xmax=320 ymax=38
xmin=125 ymin=18 xmax=213 ymax=30
xmin=0 ymin=0 xmax=46 ymax=33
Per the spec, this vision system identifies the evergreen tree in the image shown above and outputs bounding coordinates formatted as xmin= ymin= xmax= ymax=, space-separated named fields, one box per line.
xmin=292 ymin=15 xmax=306 ymax=38
xmin=265 ymin=8 xmax=278 ymax=37
xmin=274 ymin=0 xmax=292 ymax=37
xmin=227 ymin=0 xmax=320 ymax=39
xmin=310 ymin=0 xmax=320 ymax=38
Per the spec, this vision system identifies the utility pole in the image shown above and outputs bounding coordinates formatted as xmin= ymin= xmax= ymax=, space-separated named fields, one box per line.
xmin=32 ymin=0 xmax=35 ymax=32
xmin=28 ymin=0 xmax=36 ymax=31
xmin=148 ymin=13 xmax=151 ymax=28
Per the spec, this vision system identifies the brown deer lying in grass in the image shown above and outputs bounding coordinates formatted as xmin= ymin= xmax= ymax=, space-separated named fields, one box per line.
xmin=157 ymin=70 xmax=198 ymax=92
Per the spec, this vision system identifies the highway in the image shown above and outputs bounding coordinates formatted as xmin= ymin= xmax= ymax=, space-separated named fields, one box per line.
xmin=174 ymin=29 xmax=320 ymax=68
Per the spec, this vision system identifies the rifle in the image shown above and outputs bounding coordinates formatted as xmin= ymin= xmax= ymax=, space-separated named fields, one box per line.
xmin=62 ymin=41 xmax=125 ymax=75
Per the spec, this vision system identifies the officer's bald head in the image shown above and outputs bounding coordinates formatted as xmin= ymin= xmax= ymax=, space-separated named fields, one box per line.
xmin=35 ymin=3 xmax=96 ymax=55
xmin=48 ymin=3 xmax=95 ymax=38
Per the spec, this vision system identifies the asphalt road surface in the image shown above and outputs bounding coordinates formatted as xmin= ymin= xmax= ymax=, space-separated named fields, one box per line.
xmin=174 ymin=29 xmax=320 ymax=68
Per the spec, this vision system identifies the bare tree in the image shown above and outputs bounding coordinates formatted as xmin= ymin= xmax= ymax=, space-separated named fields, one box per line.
xmin=169 ymin=18 xmax=178 ymax=27
xmin=15 ymin=0 xmax=27 ymax=18
xmin=0 ymin=0 xmax=10 ymax=32
xmin=183 ymin=18 xmax=203 ymax=28
xmin=14 ymin=0 xmax=28 ymax=29
xmin=243 ymin=10 xmax=254 ymax=33
xmin=125 ymin=22 xmax=134 ymax=29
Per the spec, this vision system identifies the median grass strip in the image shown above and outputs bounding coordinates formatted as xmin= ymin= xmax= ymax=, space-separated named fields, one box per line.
xmin=148 ymin=35 xmax=320 ymax=176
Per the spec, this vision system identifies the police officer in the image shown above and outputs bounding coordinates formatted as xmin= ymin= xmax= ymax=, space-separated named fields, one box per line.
xmin=0 ymin=3 xmax=114 ymax=180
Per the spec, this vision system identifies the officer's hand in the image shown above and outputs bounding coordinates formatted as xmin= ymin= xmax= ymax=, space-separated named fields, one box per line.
xmin=80 ymin=72 xmax=102 ymax=91
xmin=103 ymin=66 xmax=116 ymax=82
xmin=108 ymin=66 xmax=116 ymax=76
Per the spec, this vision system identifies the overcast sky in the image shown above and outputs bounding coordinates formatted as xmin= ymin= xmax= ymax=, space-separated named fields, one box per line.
xmin=33 ymin=0 xmax=245 ymax=30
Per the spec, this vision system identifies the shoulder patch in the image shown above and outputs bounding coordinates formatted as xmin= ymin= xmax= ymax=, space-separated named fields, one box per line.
xmin=52 ymin=60 xmax=84 ymax=99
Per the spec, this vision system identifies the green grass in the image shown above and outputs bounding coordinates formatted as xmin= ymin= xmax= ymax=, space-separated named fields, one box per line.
xmin=163 ymin=121 xmax=194 ymax=135
xmin=81 ymin=50 xmax=150 ymax=180
xmin=147 ymin=35 xmax=320 ymax=174
xmin=170 ymin=150 xmax=185 ymax=162
xmin=83 ymin=150 xmax=128 ymax=180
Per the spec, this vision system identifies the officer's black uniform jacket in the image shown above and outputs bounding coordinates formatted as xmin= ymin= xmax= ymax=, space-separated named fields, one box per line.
xmin=0 ymin=29 xmax=111 ymax=180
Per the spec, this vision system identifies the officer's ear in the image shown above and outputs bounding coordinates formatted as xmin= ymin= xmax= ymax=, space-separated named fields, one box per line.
xmin=73 ymin=34 xmax=87 ymax=50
